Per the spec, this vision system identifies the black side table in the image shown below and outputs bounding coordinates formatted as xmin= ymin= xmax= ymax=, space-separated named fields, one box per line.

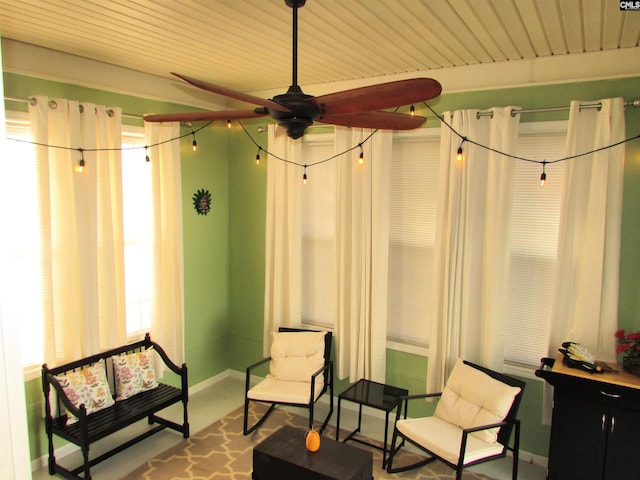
xmin=336 ymin=378 xmax=408 ymax=468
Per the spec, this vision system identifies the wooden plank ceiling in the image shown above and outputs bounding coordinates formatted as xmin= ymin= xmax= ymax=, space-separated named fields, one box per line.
xmin=0 ymin=0 xmax=638 ymax=94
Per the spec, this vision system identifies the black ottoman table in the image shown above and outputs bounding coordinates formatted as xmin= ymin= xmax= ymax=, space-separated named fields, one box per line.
xmin=253 ymin=425 xmax=373 ymax=480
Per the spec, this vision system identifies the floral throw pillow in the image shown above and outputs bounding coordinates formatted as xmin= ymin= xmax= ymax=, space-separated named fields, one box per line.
xmin=112 ymin=347 xmax=158 ymax=401
xmin=53 ymin=358 xmax=115 ymax=425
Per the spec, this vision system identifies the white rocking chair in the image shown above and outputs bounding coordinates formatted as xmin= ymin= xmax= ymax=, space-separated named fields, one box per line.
xmin=387 ymin=359 xmax=525 ymax=480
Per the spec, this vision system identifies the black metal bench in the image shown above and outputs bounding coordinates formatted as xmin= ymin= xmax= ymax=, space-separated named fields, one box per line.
xmin=42 ymin=333 xmax=189 ymax=480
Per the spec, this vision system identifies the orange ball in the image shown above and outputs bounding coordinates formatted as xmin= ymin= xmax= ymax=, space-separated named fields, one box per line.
xmin=305 ymin=429 xmax=321 ymax=452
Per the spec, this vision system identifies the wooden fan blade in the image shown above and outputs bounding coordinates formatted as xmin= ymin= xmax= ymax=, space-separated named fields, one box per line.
xmin=171 ymin=72 xmax=291 ymax=113
xmin=143 ymin=110 xmax=268 ymax=123
xmin=310 ymin=78 xmax=441 ymax=116
xmin=318 ymin=111 xmax=426 ymax=130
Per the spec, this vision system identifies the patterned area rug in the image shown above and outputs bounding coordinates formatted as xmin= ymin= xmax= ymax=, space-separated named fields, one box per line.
xmin=123 ymin=404 xmax=495 ymax=479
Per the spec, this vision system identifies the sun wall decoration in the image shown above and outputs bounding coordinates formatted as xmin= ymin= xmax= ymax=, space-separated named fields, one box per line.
xmin=193 ymin=188 xmax=212 ymax=215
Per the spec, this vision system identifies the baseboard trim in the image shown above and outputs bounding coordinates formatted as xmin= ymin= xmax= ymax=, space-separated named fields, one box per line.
xmin=517 ymin=450 xmax=548 ymax=469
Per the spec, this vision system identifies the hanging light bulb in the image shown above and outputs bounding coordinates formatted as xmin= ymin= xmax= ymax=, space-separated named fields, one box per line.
xmin=456 ymin=137 xmax=466 ymax=162
xmin=255 ymin=147 xmax=261 ymax=165
xmin=410 ymin=105 xmax=415 ymax=116
xmin=358 ymin=144 xmax=364 ymax=165
xmin=540 ymin=161 xmax=547 ymax=187
xmin=227 ymin=120 xmax=232 ymax=129
xmin=77 ymin=149 xmax=85 ymax=173
xmin=192 ymin=132 xmax=197 ymax=151
xmin=303 ymin=165 xmax=308 ymax=184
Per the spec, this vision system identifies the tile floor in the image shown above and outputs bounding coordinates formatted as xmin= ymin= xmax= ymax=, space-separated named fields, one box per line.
xmin=32 ymin=373 xmax=547 ymax=480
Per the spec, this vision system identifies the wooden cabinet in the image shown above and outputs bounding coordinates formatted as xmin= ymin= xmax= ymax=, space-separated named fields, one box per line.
xmin=536 ymin=355 xmax=640 ymax=480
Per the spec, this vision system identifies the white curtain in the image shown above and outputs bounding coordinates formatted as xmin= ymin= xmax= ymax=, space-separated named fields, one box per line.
xmin=29 ymin=96 xmax=126 ymax=364
xmin=263 ymin=125 xmax=303 ymax=355
xmin=145 ymin=122 xmax=185 ymax=363
xmin=0 ymin=47 xmax=32 ymax=476
xmin=549 ymin=98 xmax=625 ymax=362
xmin=334 ymin=127 xmax=391 ymax=383
xmin=263 ymin=126 xmax=391 ymax=378
xmin=428 ymin=107 xmax=520 ymax=392
xmin=0 ymin=304 xmax=31 ymax=479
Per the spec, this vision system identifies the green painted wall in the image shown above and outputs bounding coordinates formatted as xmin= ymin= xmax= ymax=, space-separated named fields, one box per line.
xmin=228 ymin=126 xmax=267 ymax=370
xmin=5 ymin=69 xmax=640 ymax=464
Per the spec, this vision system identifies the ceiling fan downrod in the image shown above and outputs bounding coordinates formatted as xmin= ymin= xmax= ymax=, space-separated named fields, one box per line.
xmin=286 ymin=0 xmax=306 ymax=88
xmin=273 ymin=0 xmax=317 ymax=139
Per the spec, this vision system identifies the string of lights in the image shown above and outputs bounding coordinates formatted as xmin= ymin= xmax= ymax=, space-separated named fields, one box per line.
xmin=238 ymin=102 xmax=639 ymax=185
xmin=424 ymin=102 xmax=640 ymax=186
xmin=5 ymin=99 xmax=639 ymax=186
xmin=6 ymin=119 xmax=213 ymax=165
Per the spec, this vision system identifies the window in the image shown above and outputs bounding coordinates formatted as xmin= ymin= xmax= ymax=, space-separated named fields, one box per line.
xmin=299 ymin=122 xmax=567 ymax=369
xmin=301 ymin=134 xmax=336 ymax=327
xmin=505 ymin=121 xmax=567 ymax=367
xmin=121 ymin=128 xmax=153 ymax=337
xmin=2 ymin=112 xmax=44 ymax=368
xmin=3 ymin=112 xmax=153 ymax=375
xmin=387 ymin=129 xmax=440 ymax=349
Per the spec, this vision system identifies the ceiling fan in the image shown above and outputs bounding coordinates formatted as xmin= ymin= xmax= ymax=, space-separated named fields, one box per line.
xmin=143 ymin=0 xmax=442 ymax=139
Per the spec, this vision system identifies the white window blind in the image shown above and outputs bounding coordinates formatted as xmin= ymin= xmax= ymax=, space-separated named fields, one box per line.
xmin=505 ymin=121 xmax=567 ymax=366
xmin=301 ymin=134 xmax=336 ymax=328
xmin=387 ymin=130 xmax=440 ymax=347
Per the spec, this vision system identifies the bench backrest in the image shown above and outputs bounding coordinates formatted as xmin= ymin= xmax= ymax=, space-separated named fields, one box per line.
xmin=42 ymin=333 xmax=182 ymax=418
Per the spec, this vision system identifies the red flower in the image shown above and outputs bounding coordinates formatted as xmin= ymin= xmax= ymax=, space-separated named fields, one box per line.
xmin=615 ymin=329 xmax=640 ymax=363
xmin=617 ymin=343 xmax=631 ymax=354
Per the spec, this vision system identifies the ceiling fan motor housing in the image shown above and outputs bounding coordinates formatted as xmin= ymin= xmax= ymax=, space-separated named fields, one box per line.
xmin=285 ymin=0 xmax=307 ymax=8
xmin=269 ymin=85 xmax=320 ymax=139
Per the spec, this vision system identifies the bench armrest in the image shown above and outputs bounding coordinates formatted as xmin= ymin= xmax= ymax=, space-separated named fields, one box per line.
xmin=149 ymin=340 xmax=187 ymax=375
xmin=43 ymin=372 xmax=87 ymax=423
xmin=145 ymin=336 xmax=188 ymax=399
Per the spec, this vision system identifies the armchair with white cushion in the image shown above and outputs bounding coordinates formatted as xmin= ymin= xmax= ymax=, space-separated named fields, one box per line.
xmin=243 ymin=327 xmax=334 ymax=435
xmin=386 ymin=359 xmax=525 ymax=480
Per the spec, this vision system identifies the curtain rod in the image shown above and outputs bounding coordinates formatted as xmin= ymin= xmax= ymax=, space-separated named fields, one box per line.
xmin=6 ymin=94 xmax=640 ymax=122
xmin=4 ymin=95 xmax=143 ymax=120
xmin=474 ymin=97 xmax=640 ymax=118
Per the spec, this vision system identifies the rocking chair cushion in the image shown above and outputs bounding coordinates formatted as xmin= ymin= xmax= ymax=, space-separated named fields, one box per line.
xmin=269 ymin=330 xmax=326 ymax=383
xmin=247 ymin=377 xmax=325 ymax=404
xmin=396 ymin=416 xmax=505 ymax=465
xmin=434 ymin=358 xmax=521 ymax=444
